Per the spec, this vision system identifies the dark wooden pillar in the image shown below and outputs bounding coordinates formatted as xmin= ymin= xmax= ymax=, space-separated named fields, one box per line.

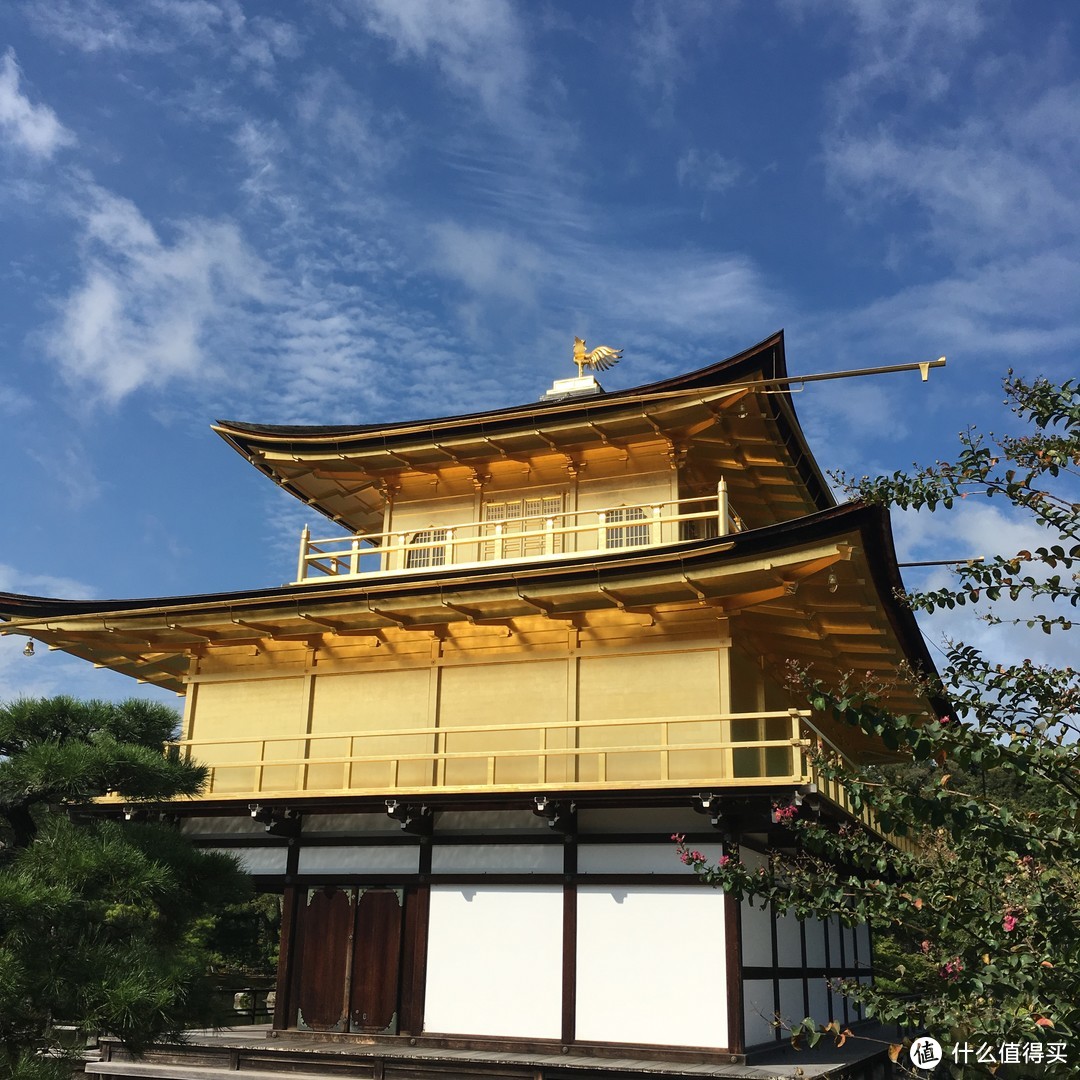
xmin=272 ymin=885 xmax=299 ymax=1030
xmin=724 ymin=890 xmax=744 ymax=1055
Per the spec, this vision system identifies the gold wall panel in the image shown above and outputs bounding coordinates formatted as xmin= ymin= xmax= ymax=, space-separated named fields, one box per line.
xmin=438 ymin=660 xmax=567 ymax=787
xmin=309 ymin=669 xmax=432 ymax=790
xmin=577 ymin=650 xmax=722 ymax=783
xmin=189 ymin=677 xmax=306 ymax=793
xmin=729 ymin=647 xmax=795 ymax=778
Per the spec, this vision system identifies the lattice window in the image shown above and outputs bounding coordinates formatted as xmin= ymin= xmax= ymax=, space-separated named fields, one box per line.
xmin=405 ymin=528 xmax=448 ymax=568
xmin=604 ymin=505 xmax=649 ymax=549
xmin=482 ymin=494 xmax=564 ymax=560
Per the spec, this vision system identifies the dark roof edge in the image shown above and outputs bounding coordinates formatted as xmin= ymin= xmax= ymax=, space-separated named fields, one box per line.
xmin=215 ymin=330 xmax=790 ymax=441
xmin=0 ymin=501 xmax=940 ymax=703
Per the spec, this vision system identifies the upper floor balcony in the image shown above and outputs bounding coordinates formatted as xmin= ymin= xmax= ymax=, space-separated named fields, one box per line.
xmin=295 ymin=484 xmax=744 ymax=584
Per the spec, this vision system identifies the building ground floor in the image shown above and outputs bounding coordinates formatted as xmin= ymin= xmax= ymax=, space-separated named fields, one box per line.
xmin=177 ymin=793 xmax=875 ymax=1065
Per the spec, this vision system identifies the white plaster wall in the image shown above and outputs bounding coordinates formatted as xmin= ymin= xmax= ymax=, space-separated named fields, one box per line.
xmin=577 ymin=842 xmax=722 ymax=875
xmin=808 ymin=976 xmax=830 ymax=1024
xmin=805 ymin=918 xmax=827 ymax=967
xmin=576 ymin=886 xmax=727 ymax=1048
xmin=855 ymin=923 xmax=871 ymax=970
xmin=742 ymin=979 xmax=776 ymax=1047
xmin=779 ymin=978 xmax=805 ymax=1027
xmin=775 ymin=910 xmax=802 ymax=968
xmin=828 ymin=914 xmax=845 ymax=965
xmin=741 ymin=898 xmax=773 ymax=966
xmin=182 ymin=816 xmax=265 ymax=837
xmin=424 ymin=886 xmax=563 ymax=1039
xmin=210 ymin=847 xmax=288 ymax=875
xmin=430 ymin=844 xmax=563 ymax=874
xmin=297 ymin=845 xmax=419 ymax=875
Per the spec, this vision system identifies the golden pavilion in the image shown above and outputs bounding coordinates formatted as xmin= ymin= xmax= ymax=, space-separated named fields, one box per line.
xmin=0 ymin=331 xmax=942 ymax=1069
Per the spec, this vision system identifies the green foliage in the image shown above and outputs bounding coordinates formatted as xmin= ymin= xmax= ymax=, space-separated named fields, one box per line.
xmin=0 ymin=696 xmax=250 ymax=1075
xmin=678 ymin=374 xmax=1080 ymax=1077
xmin=206 ymin=893 xmax=282 ymax=978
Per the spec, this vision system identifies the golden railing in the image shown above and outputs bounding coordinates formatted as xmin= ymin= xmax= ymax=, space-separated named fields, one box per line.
xmin=294 ymin=485 xmax=743 ymax=583
xmin=168 ymin=708 xmax=907 ymax=847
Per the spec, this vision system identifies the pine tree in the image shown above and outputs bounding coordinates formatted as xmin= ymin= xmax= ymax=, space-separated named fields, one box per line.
xmin=0 ymin=696 xmax=250 ymax=1080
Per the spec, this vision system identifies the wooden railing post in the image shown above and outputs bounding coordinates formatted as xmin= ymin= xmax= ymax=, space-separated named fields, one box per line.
xmin=717 ymin=479 xmax=729 ymax=537
xmin=296 ymin=525 xmax=310 ymax=582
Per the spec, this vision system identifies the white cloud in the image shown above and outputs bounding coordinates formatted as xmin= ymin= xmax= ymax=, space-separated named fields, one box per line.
xmin=822 ymin=0 xmax=986 ymax=119
xmin=890 ymin=502 xmax=1078 ymax=671
xmin=46 ymin=185 xmax=270 ymax=406
xmin=0 ymin=386 xmax=32 ymax=415
xmin=354 ymin=0 xmax=530 ymax=124
xmin=630 ymin=0 xmax=726 ymax=118
xmin=825 ymin=87 xmax=1080 ymax=259
xmin=23 ymin=0 xmax=300 ymax=77
xmin=293 ymin=69 xmax=403 ymax=174
xmin=428 ymin=223 xmax=546 ymax=305
xmin=676 ymin=149 xmax=741 ymax=193
xmin=0 ymin=49 xmax=75 ymax=159
xmin=0 ymin=563 xmax=97 ymax=600
xmin=817 ymin=252 xmax=1080 ymax=366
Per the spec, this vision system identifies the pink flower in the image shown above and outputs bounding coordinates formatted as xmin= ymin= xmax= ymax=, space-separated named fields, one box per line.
xmin=920 ymin=940 xmax=931 ymax=954
xmin=671 ymin=833 xmax=685 ymax=844
xmin=939 ymin=958 xmax=963 ymax=981
xmin=1003 ymin=914 xmax=1018 ymax=932
xmin=719 ymin=855 xmax=731 ymax=868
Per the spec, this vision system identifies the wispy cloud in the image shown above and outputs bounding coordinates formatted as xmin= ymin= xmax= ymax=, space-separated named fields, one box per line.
xmin=629 ymin=0 xmax=728 ymax=119
xmin=0 ymin=49 xmax=75 ymax=159
xmin=825 ymin=85 xmax=1080 ymax=260
xmin=891 ymin=502 xmax=1078 ymax=670
xmin=676 ymin=149 xmax=741 ymax=194
xmin=24 ymin=0 xmax=301 ymax=70
xmin=46 ymin=184 xmax=270 ymax=406
xmin=822 ymin=0 xmax=987 ymax=119
xmin=353 ymin=0 xmax=531 ymax=125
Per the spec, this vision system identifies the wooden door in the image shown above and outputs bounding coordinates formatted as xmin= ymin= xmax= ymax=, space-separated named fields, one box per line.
xmin=349 ymin=888 xmax=403 ymax=1032
xmin=294 ymin=886 xmax=353 ymax=1031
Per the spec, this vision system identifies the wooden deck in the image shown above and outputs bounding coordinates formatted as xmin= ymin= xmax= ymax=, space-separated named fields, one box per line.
xmin=86 ymin=1026 xmax=894 ymax=1080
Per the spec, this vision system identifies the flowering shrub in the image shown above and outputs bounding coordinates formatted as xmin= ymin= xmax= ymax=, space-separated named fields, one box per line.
xmin=674 ymin=374 xmax=1080 ymax=1073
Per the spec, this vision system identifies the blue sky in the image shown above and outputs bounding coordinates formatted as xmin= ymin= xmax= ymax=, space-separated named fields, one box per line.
xmin=1 ymin=0 xmax=1077 ymax=704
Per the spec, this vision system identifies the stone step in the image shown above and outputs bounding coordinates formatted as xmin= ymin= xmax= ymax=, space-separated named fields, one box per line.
xmin=86 ymin=1064 xmax=366 ymax=1080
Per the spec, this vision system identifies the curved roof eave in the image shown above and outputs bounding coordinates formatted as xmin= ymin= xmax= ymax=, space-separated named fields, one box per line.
xmin=213 ymin=330 xmax=835 ymax=514
xmin=0 ymin=501 xmax=941 ymax=706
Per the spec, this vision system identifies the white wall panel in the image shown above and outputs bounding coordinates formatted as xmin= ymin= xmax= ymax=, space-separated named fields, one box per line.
xmin=742 ymin=979 xmax=776 ymax=1048
xmin=779 ymin=979 xmax=805 ymax=1026
xmin=855 ymin=923 xmax=871 ymax=970
xmin=297 ymin=845 xmax=419 ymax=875
xmin=808 ymin=976 xmax=830 ymax=1024
xmin=576 ymin=886 xmax=727 ymax=1048
xmin=183 ymin=816 xmax=264 ymax=837
xmin=805 ymin=918 xmax=827 ymax=967
xmin=828 ymin=915 xmax=845 ymax=965
xmin=303 ymin=814 xmax=403 ymax=835
xmin=577 ymin=842 xmax=722 ymax=875
xmin=776 ymin=911 xmax=802 ymax=967
xmin=741 ymin=898 xmax=773 ymax=966
xmin=424 ymin=886 xmax=562 ymax=1039
xmin=210 ymin=847 xmax=288 ymax=875
xmin=431 ymin=844 xmax=562 ymax=874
